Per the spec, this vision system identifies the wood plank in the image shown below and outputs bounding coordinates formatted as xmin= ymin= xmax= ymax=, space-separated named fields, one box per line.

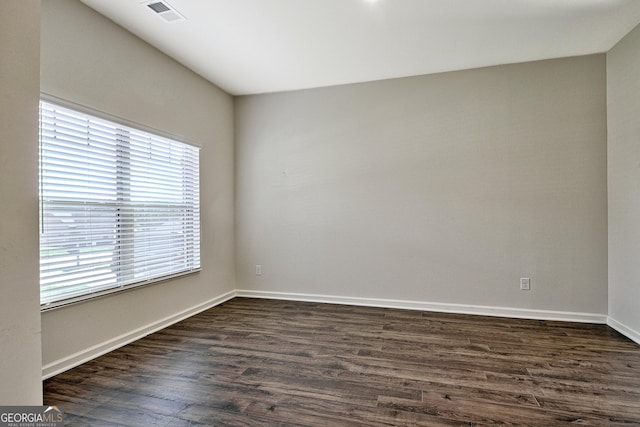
xmin=43 ymin=297 xmax=640 ymax=426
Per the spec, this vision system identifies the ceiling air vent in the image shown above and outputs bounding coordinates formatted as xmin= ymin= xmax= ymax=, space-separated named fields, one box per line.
xmin=144 ymin=1 xmax=186 ymax=22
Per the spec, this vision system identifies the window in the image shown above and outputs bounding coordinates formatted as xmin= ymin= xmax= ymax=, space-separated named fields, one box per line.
xmin=39 ymin=99 xmax=200 ymax=308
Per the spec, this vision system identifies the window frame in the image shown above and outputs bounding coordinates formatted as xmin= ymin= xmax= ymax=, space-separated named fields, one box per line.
xmin=39 ymin=94 xmax=202 ymax=311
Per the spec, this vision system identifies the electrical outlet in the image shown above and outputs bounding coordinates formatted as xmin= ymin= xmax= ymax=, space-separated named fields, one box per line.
xmin=520 ymin=277 xmax=530 ymax=291
xmin=255 ymin=265 xmax=262 ymax=276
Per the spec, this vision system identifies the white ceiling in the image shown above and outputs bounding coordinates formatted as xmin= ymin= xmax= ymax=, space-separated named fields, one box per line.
xmin=80 ymin=0 xmax=640 ymax=96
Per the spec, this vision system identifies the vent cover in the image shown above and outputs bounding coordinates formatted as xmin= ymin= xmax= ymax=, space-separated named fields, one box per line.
xmin=148 ymin=2 xmax=170 ymax=13
xmin=144 ymin=1 xmax=185 ymax=22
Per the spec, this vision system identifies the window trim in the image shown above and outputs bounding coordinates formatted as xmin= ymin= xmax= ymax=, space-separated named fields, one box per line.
xmin=39 ymin=93 xmax=201 ymax=312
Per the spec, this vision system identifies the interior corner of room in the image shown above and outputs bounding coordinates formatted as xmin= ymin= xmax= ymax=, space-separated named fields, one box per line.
xmin=1 ymin=0 xmax=639 ymax=406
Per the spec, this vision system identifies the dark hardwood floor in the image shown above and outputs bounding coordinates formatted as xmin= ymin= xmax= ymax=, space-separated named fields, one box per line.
xmin=44 ymin=298 xmax=640 ymax=426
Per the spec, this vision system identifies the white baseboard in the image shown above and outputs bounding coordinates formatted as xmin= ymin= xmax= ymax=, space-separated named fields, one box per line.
xmin=607 ymin=317 xmax=640 ymax=345
xmin=235 ymin=289 xmax=608 ymax=324
xmin=43 ymin=289 xmax=617 ymax=380
xmin=42 ymin=290 xmax=236 ymax=380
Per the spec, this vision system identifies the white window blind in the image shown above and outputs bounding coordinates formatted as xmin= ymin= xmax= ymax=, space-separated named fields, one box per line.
xmin=39 ymin=100 xmax=200 ymax=308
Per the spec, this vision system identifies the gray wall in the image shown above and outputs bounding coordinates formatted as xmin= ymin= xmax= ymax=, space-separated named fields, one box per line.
xmin=40 ymin=0 xmax=235 ymax=374
xmin=235 ymin=55 xmax=608 ymax=316
xmin=0 ymin=0 xmax=42 ymax=404
xmin=607 ymin=23 xmax=640 ymax=340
